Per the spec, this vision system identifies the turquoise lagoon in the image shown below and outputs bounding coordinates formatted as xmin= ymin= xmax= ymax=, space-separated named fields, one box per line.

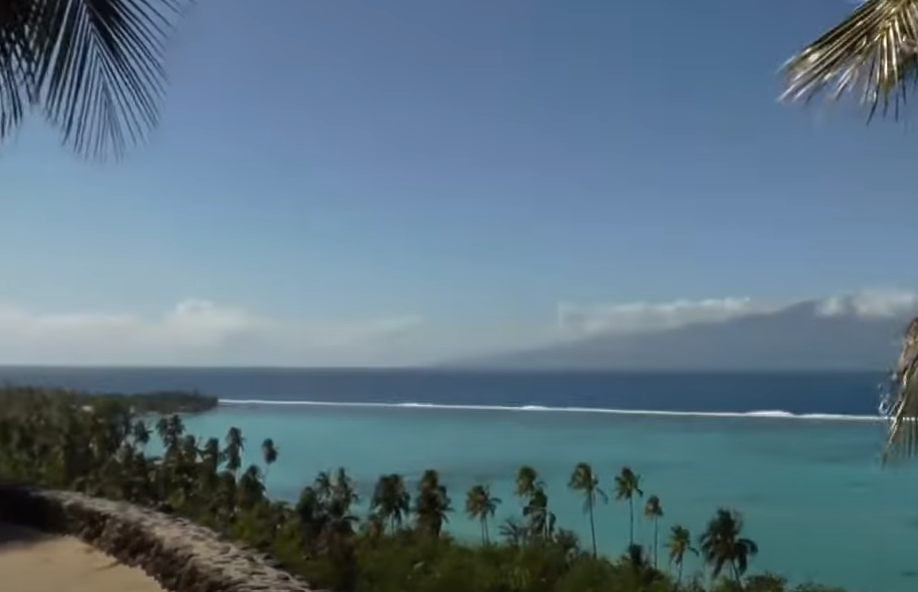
xmin=183 ymin=403 xmax=914 ymax=592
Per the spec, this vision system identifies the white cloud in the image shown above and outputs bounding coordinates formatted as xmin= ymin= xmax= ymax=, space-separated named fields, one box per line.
xmin=816 ymin=289 xmax=918 ymax=318
xmin=557 ymin=289 xmax=918 ymax=339
xmin=0 ymin=299 xmax=423 ymax=366
xmin=556 ymin=296 xmax=774 ymax=337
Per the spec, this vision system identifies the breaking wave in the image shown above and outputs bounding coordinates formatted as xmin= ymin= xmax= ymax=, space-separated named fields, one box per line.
xmin=217 ymin=399 xmax=883 ymax=422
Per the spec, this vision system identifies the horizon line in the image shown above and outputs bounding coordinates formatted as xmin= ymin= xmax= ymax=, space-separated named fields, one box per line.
xmin=0 ymin=364 xmax=889 ymax=374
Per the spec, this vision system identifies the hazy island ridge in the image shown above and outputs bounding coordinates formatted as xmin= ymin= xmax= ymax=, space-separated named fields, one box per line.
xmin=443 ymin=299 xmax=906 ymax=372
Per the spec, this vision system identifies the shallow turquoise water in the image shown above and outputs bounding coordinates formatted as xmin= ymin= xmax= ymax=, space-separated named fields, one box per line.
xmin=184 ymin=405 xmax=915 ymax=592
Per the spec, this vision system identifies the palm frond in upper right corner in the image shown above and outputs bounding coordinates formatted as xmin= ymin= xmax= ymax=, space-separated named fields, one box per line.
xmin=780 ymin=0 xmax=918 ymax=120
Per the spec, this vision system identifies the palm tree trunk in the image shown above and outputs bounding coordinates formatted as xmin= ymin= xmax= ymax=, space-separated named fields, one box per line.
xmin=677 ymin=561 xmax=684 ymax=587
xmin=653 ymin=518 xmax=658 ymax=568
xmin=483 ymin=516 xmax=490 ymax=544
xmin=628 ymin=498 xmax=635 ymax=545
xmin=588 ymin=497 xmax=597 ymax=557
xmin=731 ymin=560 xmax=741 ymax=584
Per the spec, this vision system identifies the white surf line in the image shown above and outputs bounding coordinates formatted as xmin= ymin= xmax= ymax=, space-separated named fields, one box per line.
xmin=217 ymin=399 xmax=885 ymax=422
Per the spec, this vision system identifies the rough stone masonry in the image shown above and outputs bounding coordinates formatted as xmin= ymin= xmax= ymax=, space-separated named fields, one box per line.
xmin=0 ymin=485 xmax=321 ymax=592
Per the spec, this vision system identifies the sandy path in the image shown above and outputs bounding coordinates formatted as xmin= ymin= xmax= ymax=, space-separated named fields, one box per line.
xmin=0 ymin=522 xmax=166 ymax=592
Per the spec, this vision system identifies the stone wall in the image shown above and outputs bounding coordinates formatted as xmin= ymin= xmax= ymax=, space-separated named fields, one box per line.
xmin=0 ymin=485 xmax=320 ymax=592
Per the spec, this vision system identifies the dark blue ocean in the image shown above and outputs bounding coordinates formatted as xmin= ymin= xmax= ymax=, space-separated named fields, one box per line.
xmin=0 ymin=367 xmax=888 ymax=416
xmin=1 ymin=367 xmax=908 ymax=592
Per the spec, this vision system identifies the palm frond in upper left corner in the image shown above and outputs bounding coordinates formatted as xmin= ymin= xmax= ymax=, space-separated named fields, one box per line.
xmin=0 ymin=0 xmax=37 ymax=143
xmin=23 ymin=0 xmax=192 ymax=160
xmin=780 ymin=0 xmax=918 ymax=120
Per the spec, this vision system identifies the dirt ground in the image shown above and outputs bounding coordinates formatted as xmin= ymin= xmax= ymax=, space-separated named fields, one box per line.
xmin=0 ymin=522 xmax=165 ymax=592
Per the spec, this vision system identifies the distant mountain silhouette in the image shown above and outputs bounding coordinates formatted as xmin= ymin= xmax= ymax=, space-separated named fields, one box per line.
xmin=447 ymin=299 xmax=910 ymax=371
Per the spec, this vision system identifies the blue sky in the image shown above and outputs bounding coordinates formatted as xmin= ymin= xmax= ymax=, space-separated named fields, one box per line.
xmin=1 ymin=0 xmax=917 ymax=365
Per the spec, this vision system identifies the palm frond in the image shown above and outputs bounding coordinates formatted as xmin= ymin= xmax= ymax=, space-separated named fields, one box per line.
xmin=0 ymin=0 xmax=35 ymax=142
xmin=882 ymin=315 xmax=918 ymax=464
xmin=1 ymin=0 xmax=191 ymax=160
xmin=780 ymin=0 xmax=918 ymax=120
xmin=596 ymin=486 xmax=608 ymax=503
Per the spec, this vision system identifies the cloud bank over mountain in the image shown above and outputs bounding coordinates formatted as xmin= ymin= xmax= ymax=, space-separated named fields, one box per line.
xmin=556 ymin=289 xmax=918 ymax=338
xmin=0 ymin=289 xmax=913 ymax=367
xmin=556 ymin=296 xmax=772 ymax=337
xmin=450 ymin=289 xmax=918 ymax=372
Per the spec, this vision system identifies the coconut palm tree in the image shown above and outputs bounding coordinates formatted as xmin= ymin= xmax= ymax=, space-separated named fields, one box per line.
xmin=197 ymin=436 xmax=222 ymax=504
xmin=0 ymin=0 xmax=191 ymax=159
xmin=414 ymin=469 xmax=452 ymax=537
xmin=314 ymin=470 xmax=334 ymax=503
xmin=237 ymin=464 xmax=265 ymax=510
xmin=131 ymin=420 xmax=150 ymax=449
xmin=260 ymin=438 xmax=278 ymax=477
xmin=614 ymin=466 xmax=643 ymax=546
xmin=325 ymin=468 xmax=359 ymax=540
xmin=668 ymin=524 xmax=698 ymax=586
xmin=514 ymin=465 xmax=543 ymax=500
xmin=644 ymin=494 xmax=664 ymax=568
xmin=465 ymin=483 xmax=501 ymax=544
xmin=371 ymin=473 xmax=411 ymax=533
xmin=155 ymin=414 xmax=184 ymax=458
xmin=200 ymin=437 xmax=222 ymax=472
xmin=699 ymin=508 xmax=759 ymax=585
xmin=781 ymin=0 xmax=918 ymax=121
xmin=523 ymin=486 xmax=556 ymax=540
xmin=223 ymin=427 xmax=244 ymax=477
xmin=294 ymin=485 xmax=327 ymax=547
xmin=332 ymin=467 xmax=359 ymax=508
xmin=568 ymin=462 xmax=607 ymax=557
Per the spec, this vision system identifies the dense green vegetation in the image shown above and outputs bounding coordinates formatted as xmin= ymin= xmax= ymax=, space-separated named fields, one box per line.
xmin=0 ymin=385 xmax=218 ymax=417
xmin=0 ymin=388 xmax=844 ymax=592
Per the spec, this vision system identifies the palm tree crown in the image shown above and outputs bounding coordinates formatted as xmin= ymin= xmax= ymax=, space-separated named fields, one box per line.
xmin=371 ymin=473 xmax=411 ymax=533
xmin=261 ymin=438 xmax=278 ymax=468
xmin=699 ymin=508 xmax=759 ymax=584
xmin=414 ymin=469 xmax=452 ymax=537
xmin=514 ymin=465 xmax=542 ymax=499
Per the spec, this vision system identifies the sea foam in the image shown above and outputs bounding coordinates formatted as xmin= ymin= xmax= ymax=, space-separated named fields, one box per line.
xmin=217 ymin=399 xmax=884 ymax=422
